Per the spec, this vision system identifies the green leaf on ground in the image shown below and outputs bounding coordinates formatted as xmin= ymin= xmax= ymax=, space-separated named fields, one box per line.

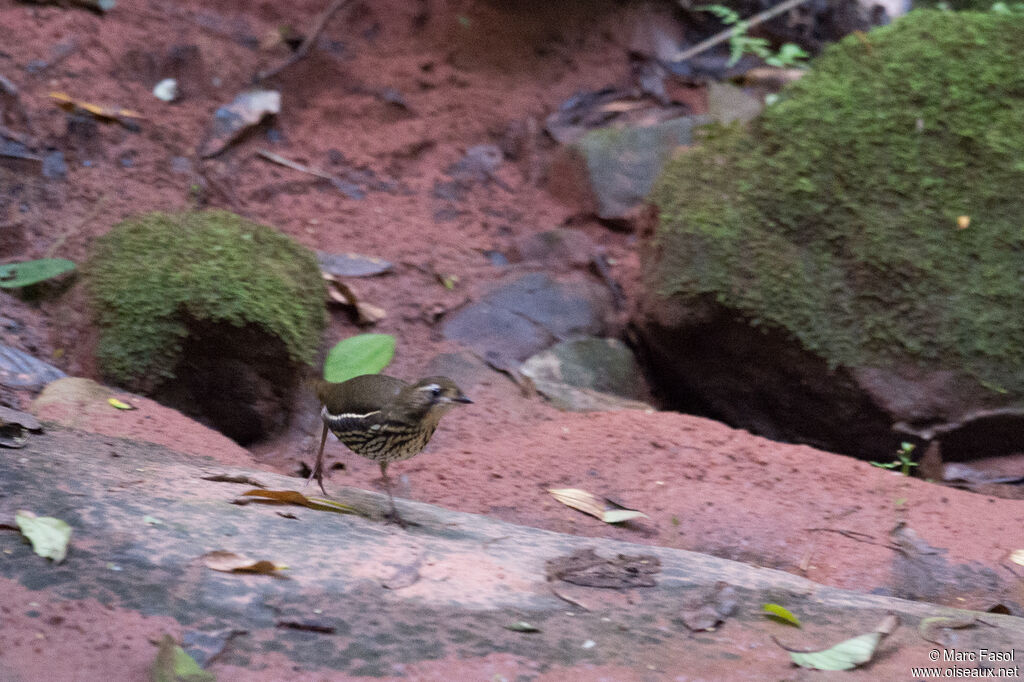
xmin=152 ymin=634 xmax=216 ymax=682
xmin=14 ymin=510 xmax=71 ymax=563
xmin=763 ymin=603 xmax=801 ymax=626
xmin=0 ymin=258 xmax=75 ymax=288
xmin=323 ymin=333 xmax=395 ymax=382
xmin=776 ymin=614 xmax=898 ymax=670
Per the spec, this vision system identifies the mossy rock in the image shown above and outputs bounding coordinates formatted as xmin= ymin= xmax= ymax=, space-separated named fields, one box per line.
xmin=642 ymin=11 xmax=1024 ymax=457
xmin=88 ymin=210 xmax=325 ymax=443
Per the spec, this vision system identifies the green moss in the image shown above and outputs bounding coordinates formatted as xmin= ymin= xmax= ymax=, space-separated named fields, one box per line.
xmin=650 ymin=11 xmax=1024 ymax=391
xmin=88 ymin=210 xmax=325 ymax=389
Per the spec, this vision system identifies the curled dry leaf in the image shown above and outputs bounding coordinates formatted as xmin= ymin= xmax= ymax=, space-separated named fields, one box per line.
xmin=200 ymin=89 xmax=280 ymax=158
xmin=235 ymin=488 xmax=358 ymax=514
xmin=548 ymin=488 xmax=648 ymax=524
xmin=108 ymin=397 xmax=136 ymax=410
xmin=1009 ymin=549 xmax=1024 ymax=567
xmin=49 ymin=92 xmax=142 ymax=129
xmin=323 ymin=274 xmax=387 ymax=325
xmin=202 ymin=550 xmax=286 ymax=575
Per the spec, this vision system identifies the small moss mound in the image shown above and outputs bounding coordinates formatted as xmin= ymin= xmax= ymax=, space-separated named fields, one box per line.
xmin=650 ymin=10 xmax=1024 ymax=393
xmin=88 ymin=210 xmax=325 ymax=390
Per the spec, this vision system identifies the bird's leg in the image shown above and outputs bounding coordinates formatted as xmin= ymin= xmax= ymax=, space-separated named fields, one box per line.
xmin=304 ymin=422 xmax=330 ymax=495
xmin=379 ymin=462 xmax=407 ymax=528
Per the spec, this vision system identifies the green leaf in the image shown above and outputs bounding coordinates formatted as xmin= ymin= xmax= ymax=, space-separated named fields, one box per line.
xmin=763 ymin=603 xmax=801 ymax=626
xmin=785 ymin=631 xmax=882 ymax=670
xmin=15 ymin=510 xmax=72 ymax=563
xmin=0 ymin=258 xmax=76 ymax=288
xmin=152 ymin=634 xmax=216 ymax=682
xmin=504 ymin=621 xmax=540 ymax=633
xmin=777 ymin=614 xmax=897 ymax=671
xmin=323 ymin=333 xmax=395 ymax=382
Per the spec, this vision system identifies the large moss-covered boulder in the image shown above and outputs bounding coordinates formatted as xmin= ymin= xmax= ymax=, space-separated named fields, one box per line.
xmin=640 ymin=11 xmax=1024 ymax=460
xmin=88 ymin=210 xmax=325 ymax=444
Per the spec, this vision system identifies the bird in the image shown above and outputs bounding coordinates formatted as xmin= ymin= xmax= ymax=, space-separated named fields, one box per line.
xmin=306 ymin=374 xmax=472 ymax=524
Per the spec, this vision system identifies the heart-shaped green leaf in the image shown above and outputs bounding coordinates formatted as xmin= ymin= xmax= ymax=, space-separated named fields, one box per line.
xmin=323 ymin=333 xmax=395 ymax=382
xmin=0 ymin=258 xmax=75 ymax=288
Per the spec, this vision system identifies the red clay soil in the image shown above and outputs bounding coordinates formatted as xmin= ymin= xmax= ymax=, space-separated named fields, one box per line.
xmin=2 ymin=0 xmax=1022 ymax=679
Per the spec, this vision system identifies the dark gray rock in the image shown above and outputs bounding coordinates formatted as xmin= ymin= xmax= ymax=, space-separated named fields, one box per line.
xmin=520 ymin=337 xmax=650 ymax=412
xmin=551 ymin=115 xmax=711 ymax=221
xmin=442 ymin=273 xmax=613 ymax=365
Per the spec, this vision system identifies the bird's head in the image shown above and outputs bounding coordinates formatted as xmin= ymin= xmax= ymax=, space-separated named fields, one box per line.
xmin=399 ymin=376 xmax=472 ymax=419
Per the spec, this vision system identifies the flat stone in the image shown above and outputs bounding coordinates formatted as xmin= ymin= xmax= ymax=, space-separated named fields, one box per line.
xmin=443 ymin=273 xmax=612 ymax=364
xmin=1 ymin=427 xmax=1020 ymax=678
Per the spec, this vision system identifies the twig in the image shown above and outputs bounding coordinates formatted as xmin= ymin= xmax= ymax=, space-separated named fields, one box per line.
xmin=257 ymin=0 xmax=352 ymax=82
xmin=804 ymin=527 xmax=899 ymax=551
xmin=256 ymin=149 xmax=364 ymax=199
xmin=671 ymin=0 xmax=813 ymax=63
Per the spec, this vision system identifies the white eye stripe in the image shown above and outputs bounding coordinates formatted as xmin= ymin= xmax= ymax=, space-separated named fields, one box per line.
xmin=418 ymin=383 xmax=441 ymax=393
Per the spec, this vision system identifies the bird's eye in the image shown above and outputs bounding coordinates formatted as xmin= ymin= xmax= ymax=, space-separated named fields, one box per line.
xmin=430 ymin=385 xmax=442 ymax=397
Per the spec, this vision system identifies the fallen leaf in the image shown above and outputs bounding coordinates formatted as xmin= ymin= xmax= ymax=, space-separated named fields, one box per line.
xmin=234 ymin=489 xmax=358 ymax=514
xmin=1010 ymin=549 xmax=1024 ymax=567
xmin=0 ymin=258 xmax=76 ymax=289
xmin=548 ymin=488 xmax=648 ymax=524
xmin=201 ymin=550 xmax=286 ymax=575
xmin=15 ymin=510 xmax=71 ymax=563
xmin=50 ymin=92 xmax=142 ymax=129
xmin=151 ymin=634 xmax=215 ymax=682
xmin=108 ymin=397 xmax=135 ymax=410
xmin=504 ymin=621 xmax=541 ymax=633
xmin=956 ymin=215 xmax=970 ymax=229
xmin=777 ymin=614 xmax=898 ymax=671
xmin=200 ymin=89 xmax=280 ymax=158
xmin=323 ymin=275 xmax=386 ymax=325
xmin=763 ymin=603 xmax=801 ymax=626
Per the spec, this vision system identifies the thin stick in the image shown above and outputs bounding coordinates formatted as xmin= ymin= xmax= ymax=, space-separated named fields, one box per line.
xmin=257 ymin=0 xmax=352 ymax=82
xmin=671 ymin=0 xmax=813 ymax=63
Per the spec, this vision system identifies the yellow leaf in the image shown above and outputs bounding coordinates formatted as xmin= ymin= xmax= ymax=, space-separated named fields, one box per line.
xmin=763 ymin=603 xmax=801 ymax=626
xmin=108 ymin=397 xmax=136 ymax=410
xmin=956 ymin=215 xmax=970 ymax=229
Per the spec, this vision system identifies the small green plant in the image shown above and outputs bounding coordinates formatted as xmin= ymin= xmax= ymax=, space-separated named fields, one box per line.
xmin=697 ymin=4 xmax=809 ymax=67
xmin=871 ymin=442 xmax=918 ymax=476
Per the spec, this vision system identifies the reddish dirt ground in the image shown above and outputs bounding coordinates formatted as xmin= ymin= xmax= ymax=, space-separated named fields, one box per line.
xmin=2 ymin=0 xmax=1022 ymax=679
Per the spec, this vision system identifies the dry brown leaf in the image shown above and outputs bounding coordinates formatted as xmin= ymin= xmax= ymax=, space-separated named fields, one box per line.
xmin=235 ymin=488 xmax=358 ymax=514
xmin=548 ymin=488 xmax=648 ymax=524
xmin=322 ymin=274 xmax=386 ymax=325
xmin=202 ymin=550 xmax=285 ymax=575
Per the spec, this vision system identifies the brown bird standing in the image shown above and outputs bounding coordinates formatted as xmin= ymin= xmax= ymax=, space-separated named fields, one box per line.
xmin=308 ymin=374 xmax=471 ymax=524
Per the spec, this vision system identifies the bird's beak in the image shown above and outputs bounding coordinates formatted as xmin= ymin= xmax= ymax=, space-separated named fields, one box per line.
xmin=452 ymin=393 xmax=473 ymax=404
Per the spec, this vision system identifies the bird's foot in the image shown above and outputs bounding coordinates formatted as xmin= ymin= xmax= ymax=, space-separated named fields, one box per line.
xmin=304 ymin=463 xmax=328 ymax=496
xmin=382 ymin=507 xmax=417 ymax=529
